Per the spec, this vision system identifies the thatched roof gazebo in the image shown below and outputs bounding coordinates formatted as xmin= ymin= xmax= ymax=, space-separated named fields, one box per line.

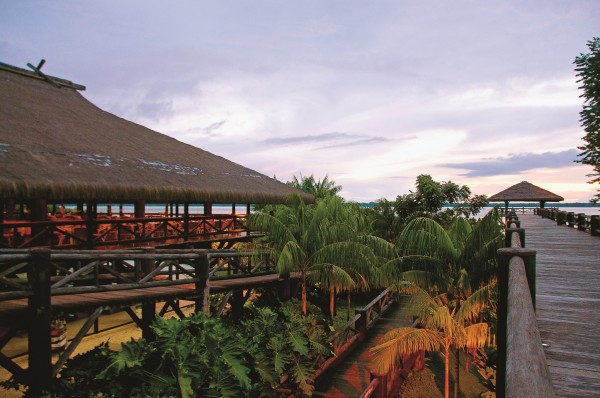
xmin=489 ymin=181 xmax=564 ymax=212
xmin=0 ymin=61 xmax=312 ymax=248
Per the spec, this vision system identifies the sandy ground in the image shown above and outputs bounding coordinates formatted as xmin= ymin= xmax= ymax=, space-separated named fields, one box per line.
xmin=0 ymin=303 xmax=196 ymax=397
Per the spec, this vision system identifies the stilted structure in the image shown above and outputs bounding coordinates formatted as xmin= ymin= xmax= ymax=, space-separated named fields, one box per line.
xmin=0 ymin=61 xmax=310 ymax=393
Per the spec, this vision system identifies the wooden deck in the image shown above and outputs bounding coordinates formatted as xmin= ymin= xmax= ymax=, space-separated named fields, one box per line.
xmin=519 ymin=214 xmax=600 ymax=396
xmin=0 ymin=273 xmax=287 ymax=316
xmin=314 ymin=298 xmax=413 ymax=397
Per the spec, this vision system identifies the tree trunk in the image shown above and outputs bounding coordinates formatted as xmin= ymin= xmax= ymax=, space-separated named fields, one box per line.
xmin=465 ymin=348 xmax=470 ymax=372
xmin=454 ymin=346 xmax=460 ymax=398
xmin=329 ymin=289 xmax=335 ymax=320
xmin=347 ymin=290 xmax=351 ymax=321
xmin=302 ymin=281 xmax=307 ymax=315
xmin=444 ymin=341 xmax=450 ymax=398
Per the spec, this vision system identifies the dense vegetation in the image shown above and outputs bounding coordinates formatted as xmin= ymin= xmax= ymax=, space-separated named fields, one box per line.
xmin=575 ymin=37 xmax=600 ymax=202
xmin=5 ymin=174 xmax=501 ymax=397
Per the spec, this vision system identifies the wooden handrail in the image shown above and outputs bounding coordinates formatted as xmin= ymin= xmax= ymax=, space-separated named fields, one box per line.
xmin=497 ymin=213 xmax=555 ymax=397
xmin=536 ymin=208 xmax=600 ymax=236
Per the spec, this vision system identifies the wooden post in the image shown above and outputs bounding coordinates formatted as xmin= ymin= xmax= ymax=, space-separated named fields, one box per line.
xmin=496 ymin=250 xmax=509 ymax=398
xmin=85 ymin=201 xmax=96 ymax=250
xmin=577 ymin=213 xmax=587 ymax=231
xmin=591 ymin=215 xmax=600 ymax=237
xmin=355 ymin=308 xmax=368 ymax=341
xmin=140 ymin=247 xmax=156 ymax=339
xmin=141 ymin=302 xmax=156 ymax=340
xmin=194 ymin=251 xmax=210 ymax=314
xmin=504 ymin=228 xmax=525 ymax=248
xmin=30 ymin=199 xmax=49 ymax=246
xmin=135 ymin=200 xmax=146 ymax=218
xmin=566 ymin=212 xmax=575 ymax=227
xmin=556 ymin=211 xmax=567 ymax=226
xmin=231 ymin=289 xmax=244 ymax=319
xmin=28 ymin=248 xmax=52 ymax=394
xmin=278 ymin=274 xmax=291 ymax=301
xmin=204 ymin=203 xmax=212 ymax=216
xmin=183 ymin=203 xmax=190 ymax=241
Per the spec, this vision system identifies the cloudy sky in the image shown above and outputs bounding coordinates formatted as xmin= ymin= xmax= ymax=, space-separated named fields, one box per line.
xmin=1 ymin=1 xmax=599 ymax=202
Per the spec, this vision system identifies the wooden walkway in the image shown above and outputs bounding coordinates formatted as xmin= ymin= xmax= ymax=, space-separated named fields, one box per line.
xmin=0 ymin=273 xmax=287 ymax=316
xmin=520 ymin=214 xmax=600 ymax=397
xmin=314 ymin=297 xmax=412 ymax=397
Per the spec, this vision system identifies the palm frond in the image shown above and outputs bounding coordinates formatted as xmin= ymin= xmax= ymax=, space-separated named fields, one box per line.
xmin=308 ymin=263 xmax=356 ymax=292
xmin=455 ymin=283 xmax=496 ymax=323
xmin=370 ymin=328 xmax=442 ymax=374
xmin=462 ymin=322 xmax=490 ymax=349
xmin=277 ymin=241 xmax=306 ymax=275
xmin=248 ymin=212 xmax=296 ymax=249
xmin=397 ymin=217 xmax=457 ymax=262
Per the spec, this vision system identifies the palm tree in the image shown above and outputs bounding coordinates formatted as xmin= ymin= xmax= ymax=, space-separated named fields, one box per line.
xmin=373 ymin=208 xmax=502 ymax=397
xmin=370 ymin=285 xmax=493 ymax=398
xmin=287 ymin=174 xmax=342 ymax=200
xmin=249 ymin=195 xmax=395 ymax=316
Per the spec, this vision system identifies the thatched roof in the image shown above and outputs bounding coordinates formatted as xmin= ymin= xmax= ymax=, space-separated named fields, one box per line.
xmin=0 ymin=63 xmax=313 ymax=204
xmin=488 ymin=181 xmax=564 ymax=202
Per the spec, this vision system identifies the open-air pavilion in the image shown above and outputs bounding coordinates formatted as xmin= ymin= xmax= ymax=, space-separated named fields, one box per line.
xmin=0 ymin=61 xmax=314 ymax=391
xmin=0 ymin=62 xmax=312 ymax=250
xmin=489 ymin=180 xmax=564 ymax=215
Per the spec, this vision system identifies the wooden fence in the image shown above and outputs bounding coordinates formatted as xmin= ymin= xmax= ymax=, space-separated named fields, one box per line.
xmin=0 ymin=248 xmax=276 ymax=394
xmin=0 ymin=214 xmax=249 ymax=250
xmin=536 ymin=208 xmax=600 ymax=236
xmin=496 ymin=212 xmax=555 ymax=397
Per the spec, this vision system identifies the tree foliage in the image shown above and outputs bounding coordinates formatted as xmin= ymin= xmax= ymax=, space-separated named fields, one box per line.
xmin=368 ymin=175 xmax=489 ymax=241
xmin=249 ymin=195 xmax=395 ymax=317
xmin=575 ymin=37 xmax=600 ymax=201
xmin=287 ymin=174 xmax=342 ymax=200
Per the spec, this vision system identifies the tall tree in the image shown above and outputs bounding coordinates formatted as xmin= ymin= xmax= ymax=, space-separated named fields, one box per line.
xmin=575 ymin=37 xmax=600 ymax=202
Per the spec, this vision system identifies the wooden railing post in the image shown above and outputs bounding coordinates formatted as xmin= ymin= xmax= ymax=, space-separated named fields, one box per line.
xmin=577 ymin=213 xmax=587 ymax=231
xmin=195 ymin=250 xmax=210 ymax=314
xmin=556 ymin=211 xmax=567 ymax=226
xmin=566 ymin=212 xmax=575 ymax=227
xmin=355 ymin=308 xmax=368 ymax=341
xmin=496 ymin=249 xmax=509 ymax=398
xmin=28 ymin=248 xmax=52 ymax=394
xmin=140 ymin=248 xmax=156 ymax=339
xmin=504 ymin=228 xmax=525 ymax=248
xmin=591 ymin=215 xmax=600 ymax=237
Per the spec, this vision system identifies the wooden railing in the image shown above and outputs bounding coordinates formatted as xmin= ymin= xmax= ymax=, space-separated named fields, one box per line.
xmin=309 ymin=289 xmax=395 ymax=394
xmin=496 ymin=212 xmax=555 ymax=397
xmin=0 ymin=214 xmax=249 ymax=249
xmin=536 ymin=208 xmax=600 ymax=236
xmin=0 ymin=248 xmax=276 ymax=393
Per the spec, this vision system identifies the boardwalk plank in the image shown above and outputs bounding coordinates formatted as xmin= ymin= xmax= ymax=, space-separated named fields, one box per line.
xmin=519 ymin=214 xmax=600 ymax=397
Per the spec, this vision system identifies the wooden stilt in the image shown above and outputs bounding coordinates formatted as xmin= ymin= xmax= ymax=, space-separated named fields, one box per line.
xmin=28 ymin=248 xmax=52 ymax=394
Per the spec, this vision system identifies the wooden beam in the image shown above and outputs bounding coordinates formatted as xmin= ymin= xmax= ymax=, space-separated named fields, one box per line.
xmin=27 ymin=248 xmax=52 ymax=393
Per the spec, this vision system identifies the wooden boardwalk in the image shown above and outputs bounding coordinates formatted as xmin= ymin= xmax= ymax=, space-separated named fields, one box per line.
xmin=520 ymin=214 xmax=600 ymax=397
xmin=0 ymin=273 xmax=288 ymax=316
xmin=314 ymin=297 xmax=412 ymax=397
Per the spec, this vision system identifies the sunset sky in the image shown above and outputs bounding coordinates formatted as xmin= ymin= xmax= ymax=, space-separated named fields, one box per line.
xmin=2 ymin=1 xmax=599 ymax=202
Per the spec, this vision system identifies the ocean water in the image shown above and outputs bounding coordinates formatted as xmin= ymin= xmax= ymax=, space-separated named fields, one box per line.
xmin=475 ymin=205 xmax=600 ymax=218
